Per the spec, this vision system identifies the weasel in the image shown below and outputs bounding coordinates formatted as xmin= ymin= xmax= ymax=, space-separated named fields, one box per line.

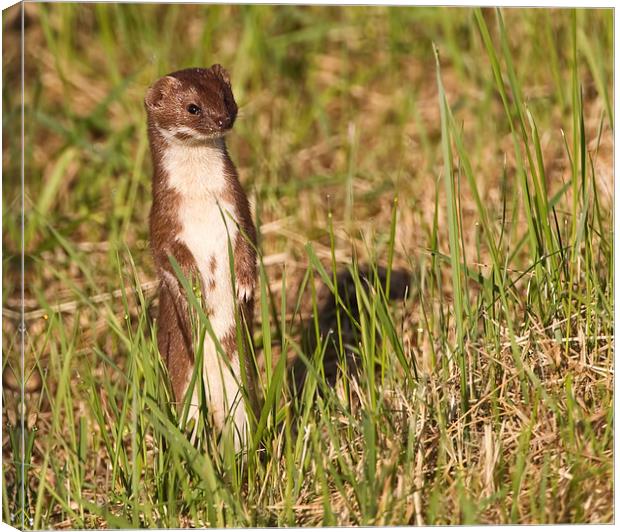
xmin=145 ymin=65 xmax=257 ymax=449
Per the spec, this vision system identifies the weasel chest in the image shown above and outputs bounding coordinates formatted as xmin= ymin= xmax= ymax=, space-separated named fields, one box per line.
xmin=177 ymin=194 xmax=239 ymax=337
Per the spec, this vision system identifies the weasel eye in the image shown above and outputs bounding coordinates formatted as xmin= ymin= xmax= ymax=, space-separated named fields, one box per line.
xmin=187 ymin=104 xmax=201 ymax=115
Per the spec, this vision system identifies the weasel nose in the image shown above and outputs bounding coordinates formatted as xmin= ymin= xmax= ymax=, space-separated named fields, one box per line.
xmin=217 ymin=116 xmax=232 ymax=129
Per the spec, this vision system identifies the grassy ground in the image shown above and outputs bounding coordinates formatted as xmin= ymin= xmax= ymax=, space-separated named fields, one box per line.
xmin=2 ymin=4 xmax=614 ymax=527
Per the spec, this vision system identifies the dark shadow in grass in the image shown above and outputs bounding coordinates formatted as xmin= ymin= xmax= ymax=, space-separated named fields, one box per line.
xmin=287 ymin=265 xmax=413 ymax=399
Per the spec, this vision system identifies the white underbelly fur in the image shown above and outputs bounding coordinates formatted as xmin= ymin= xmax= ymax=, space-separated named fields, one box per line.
xmin=177 ymin=194 xmax=248 ymax=449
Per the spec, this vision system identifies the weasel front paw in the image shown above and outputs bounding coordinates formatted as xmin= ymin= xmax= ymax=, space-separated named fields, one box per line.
xmin=236 ymin=282 xmax=254 ymax=302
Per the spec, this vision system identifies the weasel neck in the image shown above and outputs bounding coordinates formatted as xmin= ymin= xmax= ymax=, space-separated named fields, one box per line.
xmin=150 ymin=129 xmax=234 ymax=198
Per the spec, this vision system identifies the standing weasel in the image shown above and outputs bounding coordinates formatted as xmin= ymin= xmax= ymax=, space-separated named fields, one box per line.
xmin=145 ymin=65 xmax=257 ymax=449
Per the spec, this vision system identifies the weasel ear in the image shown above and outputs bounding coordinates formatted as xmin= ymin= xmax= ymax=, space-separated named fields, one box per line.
xmin=145 ymin=76 xmax=181 ymax=110
xmin=210 ymin=64 xmax=231 ymax=85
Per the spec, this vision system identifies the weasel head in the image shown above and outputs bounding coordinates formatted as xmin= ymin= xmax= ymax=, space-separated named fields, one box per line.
xmin=145 ymin=65 xmax=238 ymax=145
